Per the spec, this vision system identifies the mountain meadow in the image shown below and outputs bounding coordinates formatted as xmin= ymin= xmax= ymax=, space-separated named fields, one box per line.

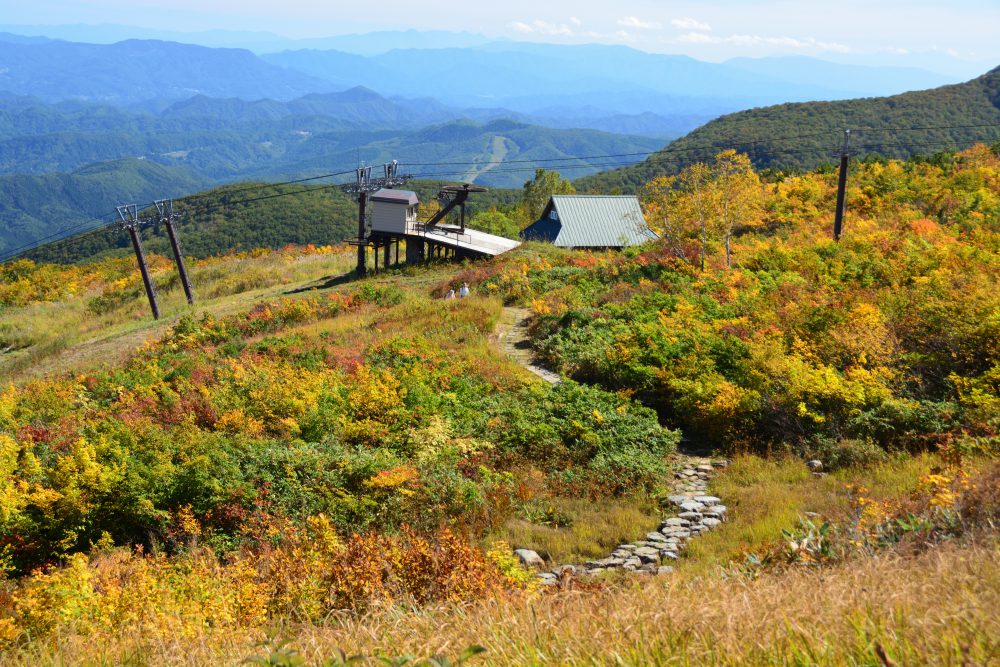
xmin=0 ymin=142 xmax=997 ymax=664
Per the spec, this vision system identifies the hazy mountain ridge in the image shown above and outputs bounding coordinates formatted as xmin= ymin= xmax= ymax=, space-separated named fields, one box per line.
xmin=0 ymin=38 xmax=337 ymax=103
xmin=263 ymin=42 xmax=955 ymax=114
xmin=0 ymin=32 xmax=958 ymax=133
xmin=0 ymin=90 xmax=661 ymax=183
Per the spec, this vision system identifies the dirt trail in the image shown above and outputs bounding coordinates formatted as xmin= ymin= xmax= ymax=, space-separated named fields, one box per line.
xmin=496 ymin=306 xmax=562 ymax=384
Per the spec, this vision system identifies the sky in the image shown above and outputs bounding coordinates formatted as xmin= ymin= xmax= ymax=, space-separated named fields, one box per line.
xmin=4 ymin=0 xmax=999 ymax=75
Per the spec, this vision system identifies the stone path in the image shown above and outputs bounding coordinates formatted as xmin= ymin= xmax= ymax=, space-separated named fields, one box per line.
xmin=493 ymin=308 xmax=727 ymax=581
xmin=527 ymin=457 xmax=729 ymax=584
xmin=497 ymin=307 xmax=562 ymax=385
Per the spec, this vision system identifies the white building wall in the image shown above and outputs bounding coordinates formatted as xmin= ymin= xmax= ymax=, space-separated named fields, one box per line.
xmin=371 ymin=201 xmax=409 ymax=234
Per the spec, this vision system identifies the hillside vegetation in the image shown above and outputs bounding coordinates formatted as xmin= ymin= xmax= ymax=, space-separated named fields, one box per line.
xmin=20 ymin=179 xmax=521 ymax=264
xmin=469 ymin=145 xmax=1000 ymax=457
xmin=579 ymin=66 xmax=1000 ymax=192
xmin=0 ymin=159 xmax=207 ymax=257
xmin=0 ymin=146 xmax=997 ymax=665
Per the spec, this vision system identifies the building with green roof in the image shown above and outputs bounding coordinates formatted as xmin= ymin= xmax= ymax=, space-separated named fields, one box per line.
xmin=520 ymin=195 xmax=658 ymax=249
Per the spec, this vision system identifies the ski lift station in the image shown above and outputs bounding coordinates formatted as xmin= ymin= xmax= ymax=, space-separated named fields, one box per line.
xmin=361 ymin=185 xmax=521 ymax=271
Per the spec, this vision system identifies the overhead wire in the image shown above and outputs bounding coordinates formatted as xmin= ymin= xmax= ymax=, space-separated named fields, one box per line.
xmin=4 ymin=121 xmax=1000 ymax=263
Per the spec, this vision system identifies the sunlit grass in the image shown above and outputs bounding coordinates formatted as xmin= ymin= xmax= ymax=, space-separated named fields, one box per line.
xmin=4 ymin=539 xmax=996 ymax=666
xmin=490 ymin=494 xmax=663 ymax=565
xmin=682 ymin=453 xmax=958 ymax=569
xmin=0 ymin=249 xmax=358 ymax=380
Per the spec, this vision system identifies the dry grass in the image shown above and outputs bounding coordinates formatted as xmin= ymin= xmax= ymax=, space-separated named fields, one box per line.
xmin=492 ymin=494 xmax=663 ymax=565
xmin=682 ymin=453 xmax=954 ymax=569
xmin=0 ymin=250 xmax=365 ymax=380
xmin=4 ymin=539 xmax=996 ymax=665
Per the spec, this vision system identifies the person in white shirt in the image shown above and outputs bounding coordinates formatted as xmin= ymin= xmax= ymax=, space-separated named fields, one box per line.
xmin=459 ymin=282 xmax=470 ymax=298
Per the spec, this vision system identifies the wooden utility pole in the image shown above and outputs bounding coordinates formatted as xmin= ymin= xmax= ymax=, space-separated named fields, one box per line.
xmin=155 ymin=199 xmax=195 ymax=305
xmin=833 ymin=129 xmax=851 ymax=242
xmin=117 ymin=204 xmax=160 ymax=320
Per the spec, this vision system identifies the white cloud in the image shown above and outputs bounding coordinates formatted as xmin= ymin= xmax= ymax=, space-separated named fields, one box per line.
xmin=670 ymin=17 xmax=712 ymax=32
xmin=570 ymin=16 xmax=582 ymax=26
xmin=510 ymin=20 xmax=574 ymax=36
xmin=676 ymin=32 xmax=852 ymax=53
xmin=618 ymin=16 xmax=663 ymax=30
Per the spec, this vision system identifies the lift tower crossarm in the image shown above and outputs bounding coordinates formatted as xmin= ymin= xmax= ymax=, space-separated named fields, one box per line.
xmin=425 ymin=184 xmax=489 ymax=232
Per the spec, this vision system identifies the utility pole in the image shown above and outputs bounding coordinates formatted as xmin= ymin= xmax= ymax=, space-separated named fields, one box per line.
xmin=117 ymin=204 xmax=160 ymax=320
xmin=342 ymin=161 xmax=409 ymax=276
xmin=155 ymin=199 xmax=195 ymax=305
xmin=355 ymin=167 xmax=372 ymax=276
xmin=833 ymin=129 xmax=852 ymax=242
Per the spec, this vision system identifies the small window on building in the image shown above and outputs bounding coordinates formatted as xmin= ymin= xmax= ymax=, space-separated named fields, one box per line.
xmin=550 ymin=209 xmax=559 ymax=221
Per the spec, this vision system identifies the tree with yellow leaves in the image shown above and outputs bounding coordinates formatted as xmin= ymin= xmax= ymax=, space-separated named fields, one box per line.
xmin=713 ymin=150 xmax=765 ymax=268
xmin=640 ymin=151 xmax=764 ymax=270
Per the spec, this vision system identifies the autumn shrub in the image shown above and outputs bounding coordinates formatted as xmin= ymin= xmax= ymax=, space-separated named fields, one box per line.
xmin=0 ymin=523 xmax=522 ymax=646
xmin=456 ymin=381 xmax=678 ymax=494
xmin=450 ymin=149 xmax=1000 ymax=455
xmin=0 ymin=267 xmax=678 ymax=575
xmin=803 ymin=437 xmax=889 ymax=470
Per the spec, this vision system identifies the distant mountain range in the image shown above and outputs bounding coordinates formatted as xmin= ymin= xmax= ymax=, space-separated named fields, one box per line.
xmin=0 ymin=36 xmax=336 ymax=103
xmin=578 ymin=66 xmax=1000 ymax=192
xmin=0 ymin=89 xmax=663 ymax=185
xmin=263 ymin=43 xmax=953 ymax=113
xmin=0 ymin=29 xmax=990 ymax=260
xmin=0 ymin=32 xmax=958 ymax=135
xmin=0 ymin=26 xmax=492 ymax=56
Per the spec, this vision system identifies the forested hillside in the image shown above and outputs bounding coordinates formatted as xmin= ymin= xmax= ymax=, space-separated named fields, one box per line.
xmin=579 ymin=66 xmax=1000 ymax=193
xmin=22 ymin=179 xmax=521 ymax=263
xmin=0 ymin=88 xmax=664 ymax=257
xmin=0 ymin=159 xmax=206 ymax=257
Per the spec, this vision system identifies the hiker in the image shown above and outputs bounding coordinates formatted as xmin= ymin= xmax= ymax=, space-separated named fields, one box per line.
xmin=459 ymin=282 xmax=470 ymax=298
xmin=445 ymin=288 xmax=456 ymax=300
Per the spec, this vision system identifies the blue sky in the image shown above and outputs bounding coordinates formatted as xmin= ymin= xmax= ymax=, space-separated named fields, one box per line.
xmin=4 ymin=0 xmax=998 ymax=74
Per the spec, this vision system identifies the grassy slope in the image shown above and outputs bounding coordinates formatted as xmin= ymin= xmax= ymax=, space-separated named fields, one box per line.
xmin=4 ymin=537 xmax=997 ymax=664
xmin=0 ymin=248 xmax=358 ymax=380
xmin=0 ymin=242 xmax=996 ymax=665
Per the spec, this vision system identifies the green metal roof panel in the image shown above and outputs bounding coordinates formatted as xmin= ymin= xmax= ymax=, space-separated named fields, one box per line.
xmin=535 ymin=195 xmax=657 ymax=248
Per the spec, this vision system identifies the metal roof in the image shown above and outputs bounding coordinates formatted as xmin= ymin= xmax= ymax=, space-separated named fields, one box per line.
xmin=520 ymin=195 xmax=657 ymax=248
xmin=371 ymin=189 xmax=419 ymax=205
